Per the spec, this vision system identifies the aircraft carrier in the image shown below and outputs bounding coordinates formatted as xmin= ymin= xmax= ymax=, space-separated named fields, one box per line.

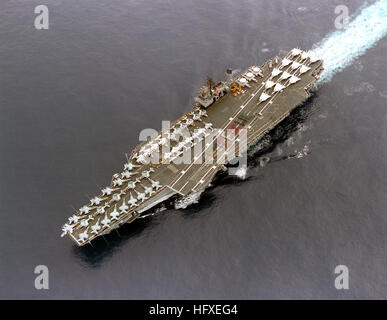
xmin=61 ymin=48 xmax=324 ymax=246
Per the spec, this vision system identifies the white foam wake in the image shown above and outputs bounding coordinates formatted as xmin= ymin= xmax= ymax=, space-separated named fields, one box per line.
xmin=232 ymin=165 xmax=247 ymax=179
xmin=312 ymin=0 xmax=387 ymax=84
xmin=174 ymin=190 xmax=204 ymax=209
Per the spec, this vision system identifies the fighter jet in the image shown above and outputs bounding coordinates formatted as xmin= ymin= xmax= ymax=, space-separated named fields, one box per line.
xmin=149 ymin=179 xmax=162 ymax=190
xmin=102 ymin=187 xmax=114 ymax=196
xmin=113 ymin=178 xmax=123 ymax=187
xmin=142 ymin=168 xmax=154 ymax=178
xmin=68 ymin=214 xmax=80 ymax=224
xmin=127 ymin=178 xmax=140 ymax=189
xmin=91 ymin=223 xmax=101 ymax=235
xmin=121 ymin=170 xmax=133 ymax=179
xmin=299 ymin=65 xmax=311 ymax=74
xmin=110 ymin=206 xmax=120 ymax=220
xmin=199 ymin=109 xmax=207 ymax=117
xmin=204 ymin=122 xmax=213 ymax=130
xmin=78 ymin=229 xmax=89 ymax=243
xmin=144 ymin=186 xmax=154 ymax=196
xmin=112 ymin=193 xmax=122 ymax=202
xmin=96 ymin=205 xmax=107 ymax=215
xmin=61 ymin=224 xmax=73 ymax=237
xmin=192 ymin=113 xmax=201 ymax=121
xmin=290 ymin=48 xmax=302 ymax=57
xmin=119 ymin=201 xmax=129 ymax=213
xmin=79 ymin=205 xmax=91 ymax=214
xmin=124 ymin=162 xmax=139 ymax=171
xmin=101 ymin=216 xmax=111 ymax=228
xmin=83 ymin=215 xmax=94 ymax=225
xmin=136 ymin=190 xmax=147 ymax=202
xmin=128 ymin=194 xmax=138 ymax=207
xmin=90 ymin=196 xmax=102 ymax=206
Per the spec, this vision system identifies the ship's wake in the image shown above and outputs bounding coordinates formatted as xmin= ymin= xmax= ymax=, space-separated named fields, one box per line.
xmin=312 ymin=0 xmax=387 ymax=84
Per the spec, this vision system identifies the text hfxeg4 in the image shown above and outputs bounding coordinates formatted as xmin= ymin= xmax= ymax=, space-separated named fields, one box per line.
xmin=61 ymin=48 xmax=323 ymax=246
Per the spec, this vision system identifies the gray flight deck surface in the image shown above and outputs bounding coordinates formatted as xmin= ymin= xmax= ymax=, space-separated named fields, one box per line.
xmin=61 ymin=49 xmax=323 ymax=246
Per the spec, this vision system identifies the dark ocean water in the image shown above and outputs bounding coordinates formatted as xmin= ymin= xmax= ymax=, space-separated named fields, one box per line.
xmin=0 ymin=0 xmax=386 ymax=299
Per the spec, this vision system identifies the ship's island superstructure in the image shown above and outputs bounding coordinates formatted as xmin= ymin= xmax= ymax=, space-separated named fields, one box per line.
xmin=61 ymin=48 xmax=323 ymax=246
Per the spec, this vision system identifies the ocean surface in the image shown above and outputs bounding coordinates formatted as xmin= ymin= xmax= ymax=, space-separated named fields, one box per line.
xmin=0 ymin=0 xmax=386 ymax=299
